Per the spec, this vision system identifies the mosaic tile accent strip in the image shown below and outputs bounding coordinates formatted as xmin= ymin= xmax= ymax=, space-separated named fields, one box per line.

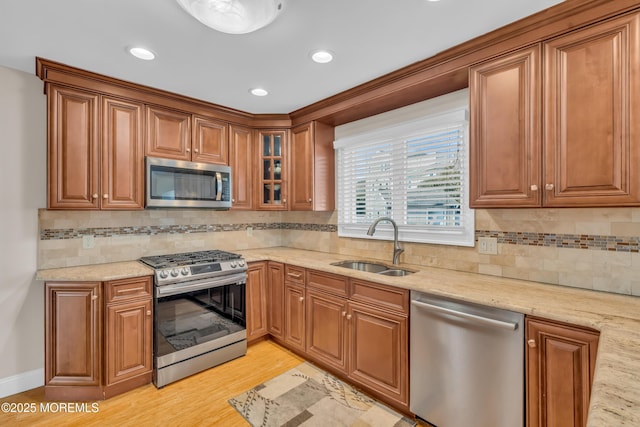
xmin=476 ymin=230 xmax=640 ymax=253
xmin=40 ymin=222 xmax=338 ymax=240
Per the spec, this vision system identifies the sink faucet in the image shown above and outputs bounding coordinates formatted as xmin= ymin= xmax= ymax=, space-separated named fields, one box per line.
xmin=367 ymin=217 xmax=403 ymax=265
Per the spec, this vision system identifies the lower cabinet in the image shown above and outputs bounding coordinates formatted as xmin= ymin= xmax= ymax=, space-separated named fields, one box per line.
xmin=246 ymin=261 xmax=268 ymax=342
xmin=266 ymin=262 xmax=285 ymax=339
xmin=526 ymin=317 xmax=599 ymax=427
xmin=265 ymin=265 xmax=410 ymax=412
xmin=44 ymin=276 xmax=153 ymax=400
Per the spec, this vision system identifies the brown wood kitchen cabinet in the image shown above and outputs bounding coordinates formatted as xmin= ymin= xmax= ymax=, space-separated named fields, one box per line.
xmin=266 ymin=261 xmax=285 ymax=339
xmin=283 ymin=265 xmax=306 ymax=353
xmin=229 ymin=124 xmax=254 ymax=210
xmin=145 ymin=105 xmax=228 ymax=165
xmin=255 ymin=129 xmax=288 ymax=210
xmin=246 ymin=261 xmax=268 ymax=342
xmin=470 ymin=11 xmax=640 ymax=208
xmin=47 ymin=85 xmax=145 ymax=209
xmin=290 ymin=121 xmax=335 ymax=211
xmin=526 ymin=317 xmax=599 ymax=427
xmin=44 ymin=276 xmax=153 ymax=401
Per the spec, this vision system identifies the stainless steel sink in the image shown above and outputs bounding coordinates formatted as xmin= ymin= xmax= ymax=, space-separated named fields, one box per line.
xmin=331 ymin=260 xmax=414 ymax=276
xmin=378 ymin=269 xmax=413 ymax=276
xmin=331 ymin=260 xmax=389 ymax=273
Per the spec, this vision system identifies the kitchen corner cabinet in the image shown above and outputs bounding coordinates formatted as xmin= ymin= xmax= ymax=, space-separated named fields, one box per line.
xmin=526 ymin=317 xmax=599 ymax=427
xmin=290 ymin=122 xmax=335 ymax=211
xmin=145 ymin=106 xmax=228 ymax=165
xmin=47 ymin=85 xmax=145 ymax=210
xmin=229 ymin=125 xmax=254 ymax=210
xmin=470 ymin=11 xmax=640 ymax=208
xmin=256 ymin=130 xmax=288 ymax=210
xmin=246 ymin=261 xmax=268 ymax=342
xmin=45 ymin=276 xmax=153 ymax=401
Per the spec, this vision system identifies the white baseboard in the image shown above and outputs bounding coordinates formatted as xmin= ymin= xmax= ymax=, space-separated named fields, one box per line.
xmin=0 ymin=368 xmax=44 ymax=398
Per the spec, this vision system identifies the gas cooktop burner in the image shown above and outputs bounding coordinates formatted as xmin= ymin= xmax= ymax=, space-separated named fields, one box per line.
xmin=139 ymin=249 xmax=242 ymax=270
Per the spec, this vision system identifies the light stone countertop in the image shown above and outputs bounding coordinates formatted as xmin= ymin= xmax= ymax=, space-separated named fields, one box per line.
xmin=36 ymin=247 xmax=640 ymax=425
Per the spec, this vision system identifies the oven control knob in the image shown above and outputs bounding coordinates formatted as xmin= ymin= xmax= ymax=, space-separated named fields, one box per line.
xmin=181 ymin=267 xmax=189 ymax=276
xmin=238 ymin=259 xmax=245 ymax=267
xmin=230 ymin=261 xmax=237 ymax=268
xmin=159 ymin=270 xmax=169 ymax=279
xmin=170 ymin=268 xmax=179 ymax=277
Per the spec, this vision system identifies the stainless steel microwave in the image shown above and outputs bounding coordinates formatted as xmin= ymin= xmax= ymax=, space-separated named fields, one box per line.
xmin=145 ymin=157 xmax=232 ymax=209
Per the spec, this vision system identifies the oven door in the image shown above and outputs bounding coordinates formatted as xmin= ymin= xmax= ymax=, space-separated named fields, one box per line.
xmin=154 ymin=273 xmax=246 ymax=371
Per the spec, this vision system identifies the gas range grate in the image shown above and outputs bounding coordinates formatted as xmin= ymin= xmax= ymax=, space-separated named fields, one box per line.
xmin=139 ymin=249 xmax=242 ymax=269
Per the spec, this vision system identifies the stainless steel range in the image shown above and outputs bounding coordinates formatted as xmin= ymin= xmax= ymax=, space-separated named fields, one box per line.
xmin=139 ymin=250 xmax=247 ymax=387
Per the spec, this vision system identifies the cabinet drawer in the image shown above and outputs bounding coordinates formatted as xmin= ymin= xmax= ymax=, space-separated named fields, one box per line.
xmin=349 ymin=279 xmax=409 ymax=315
xmin=306 ymin=270 xmax=348 ymax=297
xmin=285 ymin=265 xmax=305 ymax=285
xmin=105 ymin=276 xmax=152 ymax=304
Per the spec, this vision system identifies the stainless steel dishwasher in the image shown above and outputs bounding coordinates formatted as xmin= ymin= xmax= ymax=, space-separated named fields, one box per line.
xmin=410 ymin=291 xmax=524 ymax=427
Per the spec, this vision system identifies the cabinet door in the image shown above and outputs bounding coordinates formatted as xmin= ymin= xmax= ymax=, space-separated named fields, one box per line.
xmin=101 ymin=97 xmax=145 ymax=209
xmin=47 ymin=85 xmax=100 ymax=209
xmin=348 ymin=302 xmax=408 ymax=408
xmin=145 ymin=105 xmax=191 ymax=160
xmin=229 ymin=125 xmax=253 ymax=210
xmin=290 ymin=122 xmax=335 ymax=211
xmin=526 ymin=318 xmax=599 ymax=427
xmin=246 ymin=262 xmax=268 ymax=342
xmin=305 ymin=289 xmax=348 ymax=373
xmin=45 ymin=282 xmax=102 ymax=388
xmin=256 ymin=130 xmax=288 ymax=210
xmin=469 ymin=45 xmax=541 ymax=207
xmin=543 ymin=12 xmax=640 ymax=206
xmin=105 ymin=299 xmax=152 ymax=386
xmin=192 ymin=115 xmax=228 ymax=164
xmin=284 ymin=282 xmax=306 ymax=352
xmin=266 ymin=262 xmax=285 ymax=339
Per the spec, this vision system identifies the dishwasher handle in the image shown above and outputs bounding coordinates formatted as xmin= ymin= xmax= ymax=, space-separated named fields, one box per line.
xmin=411 ymin=299 xmax=518 ymax=331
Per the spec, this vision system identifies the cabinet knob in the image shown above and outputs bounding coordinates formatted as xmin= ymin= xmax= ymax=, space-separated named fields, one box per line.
xmin=146 ymin=310 xmax=152 ymax=316
xmin=283 ymin=198 xmax=287 ymax=204
xmin=545 ymin=183 xmax=554 ymax=191
xmin=530 ymin=184 xmax=538 ymax=191
xmin=92 ymin=193 xmax=98 ymax=199
xmin=103 ymin=194 xmax=108 ymax=199
xmin=91 ymin=295 xmax=98 ymax=301
xmin=299 ymin=296 xmax=304 ymax=303
xmin=186 ymin=148 xmax=191 ymax=153
xmin=232 ymin=198 xmax=236 ymax=203
xmin=342 ymin=311 xmax=346 ymax=317
xmin=346 ymin=314 xmax=352 ymax=320
xmin=527 ymin=339 xmax=536 ymax=348
xmin=194 ymin=148 xmax=199 ymax=153
xmin=308 ymin=198 xmax=312 ymax=202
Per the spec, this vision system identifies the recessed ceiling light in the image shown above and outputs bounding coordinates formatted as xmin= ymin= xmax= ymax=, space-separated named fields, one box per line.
xmin=250 ymin=88 xmax=269 ymax=96
xmin=128 ymin=47 xmax=156 ymax=61
xmin=311 ymin=50 xmax=334 ymax=64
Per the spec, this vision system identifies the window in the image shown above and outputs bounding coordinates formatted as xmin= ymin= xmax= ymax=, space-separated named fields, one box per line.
xmin=334 ymin=107 xmax=474 ymax=246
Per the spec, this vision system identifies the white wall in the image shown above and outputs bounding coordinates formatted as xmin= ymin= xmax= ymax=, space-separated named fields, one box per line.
xmin=0 ymin=65 xmax=47 ymax=396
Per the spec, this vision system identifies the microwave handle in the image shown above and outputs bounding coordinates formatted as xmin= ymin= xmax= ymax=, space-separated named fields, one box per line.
xmin=215 ymin=172 xmax=222 ymax=201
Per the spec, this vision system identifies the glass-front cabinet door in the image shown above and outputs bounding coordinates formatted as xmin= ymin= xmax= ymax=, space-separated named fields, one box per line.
xmin=256 ymin=130 xmax=288 ymax=210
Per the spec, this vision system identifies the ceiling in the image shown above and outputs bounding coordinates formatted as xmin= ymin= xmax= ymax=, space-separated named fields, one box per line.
xmin=0 ymin=0 xmax=564 ymax=115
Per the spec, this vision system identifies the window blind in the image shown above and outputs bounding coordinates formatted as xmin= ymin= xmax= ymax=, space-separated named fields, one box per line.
xmin=334 ymin=108 xmax=474 ymax=246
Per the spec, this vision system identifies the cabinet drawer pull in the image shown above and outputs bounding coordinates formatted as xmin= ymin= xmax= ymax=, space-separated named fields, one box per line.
xmin=117 ymin=286 xmax=145 ymax=294
xmin=527 ymin=339 xmax=536 ymax=348
xmin=545 ymin=183 xmax=554 ymax=191
xmin=287 ymin=272 xmax=302 ymax=279
xmin=530 ymin=184 xmax=538 ymax=191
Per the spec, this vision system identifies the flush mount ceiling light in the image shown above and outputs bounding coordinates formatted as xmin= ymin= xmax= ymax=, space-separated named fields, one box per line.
xmin=128 ymin=47 xmax=156 ymax=60
xmin=310 ymin=50 xmax=334 ymax=64
xmin=176 ymin=0 xmax=284 ymax=34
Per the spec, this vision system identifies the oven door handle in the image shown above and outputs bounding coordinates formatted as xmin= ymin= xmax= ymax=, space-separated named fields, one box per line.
xmin=156 ymin=272 xmax=246 ymax=298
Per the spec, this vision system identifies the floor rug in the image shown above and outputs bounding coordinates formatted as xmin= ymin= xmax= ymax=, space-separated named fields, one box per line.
xmin=228 ymin=362 xmax=416 ymax=427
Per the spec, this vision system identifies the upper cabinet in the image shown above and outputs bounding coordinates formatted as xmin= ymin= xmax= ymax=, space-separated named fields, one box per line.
xmin=290 ymin=122 xmax=335 ymax=211
xmin=470 ymin=11 xmax=640 ymax=208
xmin=229 ymin=124 xmax=254 ymax=210
xmin=145 ymin=106 xmax=228 ymax=165
xmin=48 ymin=84 xmax=144 ymax=210
xmin=256 ymin=130 xmax=288 ymax=210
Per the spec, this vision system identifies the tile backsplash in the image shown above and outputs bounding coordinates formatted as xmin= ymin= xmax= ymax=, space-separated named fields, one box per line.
xmin=38 ymin=208 xmax=640 ymax=296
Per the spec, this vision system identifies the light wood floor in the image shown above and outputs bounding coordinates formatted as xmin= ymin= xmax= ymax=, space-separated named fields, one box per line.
xmin=0 ymin=340 xmax=303 ymax=427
